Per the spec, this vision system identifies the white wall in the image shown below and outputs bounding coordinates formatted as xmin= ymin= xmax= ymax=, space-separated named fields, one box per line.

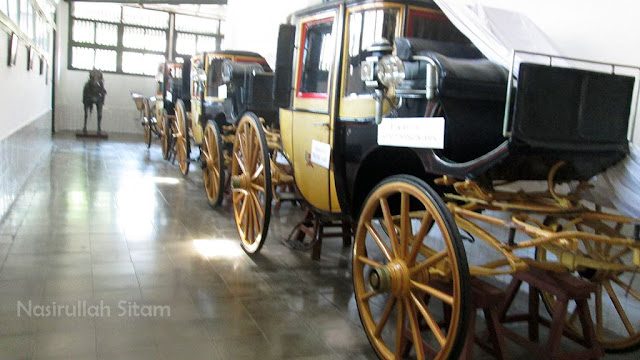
xmin=225 ymin=0 xmax=321 ymax=68
xmin=54 ymin=1 xmax=156 ymax=134
xmin=0 ymin=30 xmax=52 ymax=140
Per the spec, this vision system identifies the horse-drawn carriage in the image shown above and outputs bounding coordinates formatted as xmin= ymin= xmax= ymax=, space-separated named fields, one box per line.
xmin=217 ymin=0 xmax=640 ymax=359
xmin=166 ymin=50 xmax=298 ymax=216
xmin=131 ymin=60 xmax=190 ymax=159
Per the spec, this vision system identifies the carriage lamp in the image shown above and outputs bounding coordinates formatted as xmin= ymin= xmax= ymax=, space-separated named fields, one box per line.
xmin=377 ymin=55 xmax=406 ymax=88
xmin=360 ymin=58 xmax=377 ymax=87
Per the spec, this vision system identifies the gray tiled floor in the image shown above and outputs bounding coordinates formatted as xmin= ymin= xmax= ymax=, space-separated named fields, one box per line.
xmin=0 ymin=133 xmax=638 ymax=359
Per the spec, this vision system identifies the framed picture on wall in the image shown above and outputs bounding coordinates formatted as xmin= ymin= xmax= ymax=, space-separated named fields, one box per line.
xmin=39 ymin=56 xmax=44 ymax=75
xmin=27 ymin=46 xmax=35 ymax=71
xmin=8 ymin=32 xmax=19 ymax=66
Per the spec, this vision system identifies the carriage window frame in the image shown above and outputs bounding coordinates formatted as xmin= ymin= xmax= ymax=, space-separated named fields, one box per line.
xmin=296 ymin=16 xmax=335 ymax=99
xmin=343 ymin=6 xmax=401 ymax=98
xmin=406 ymin=7 xmax=471 ymax=44
xmin=68 ymin=3 xmax=224 ymax=77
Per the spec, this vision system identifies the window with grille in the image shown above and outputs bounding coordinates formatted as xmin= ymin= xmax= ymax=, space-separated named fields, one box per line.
xmin=69 ymin=4 xmax=224 ymax=76
xmin=70 ymin=3 xmax=169 ymax=75
xmin=174 ymin=14 xmax=221 ymax=56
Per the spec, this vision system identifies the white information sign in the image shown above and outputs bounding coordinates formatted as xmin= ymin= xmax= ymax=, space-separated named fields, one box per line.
xmin=377 ymin=117 xmax=445 ymax=149
xmin=310 ymin=140 xmax=331 ymax=169
xmin=218 ymin=84 xmax=227 ymax=99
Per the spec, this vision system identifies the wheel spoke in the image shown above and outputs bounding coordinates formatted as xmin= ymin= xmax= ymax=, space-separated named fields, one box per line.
xmin=252 ymin=196 xmax=262 ymax=236
xmin=404 ymin=297 xmax=425 ymax=359
xmin=234 ymin=152 xmax=247 ymax=175
xmin=357 ymin=255 xmax=383 ymax=268
xmin=609 ymin=247 xmax=632 ymax=262
xmin=603 ymin=280 xmax=636 ymax=336
xmin=252 ymin=163 xmax=264 ymax=180
xmin=410 ymin=251 xmax=447 ymax=276
xmin=408 ymin=212 xmax=434 ymax=266
xmin=380 ymin=198 xmax=400 ymax=257
xmin=247 ymin=198 xmax=256 ymax=244
xmin=362 ymin=290 xmax=378 ymax=301
xmin=611 ymin=275 xmax=640 ymax=303
xmin=410 ymin=291 xmax=446 ymax=346
xmin=394 ymin=298 xmax=405 ymax=358
xmin=365 ymin=222 xmax=393 ymax=262
xmin=375 ymin=296 xmax=397 ymax=336
xmin=251 ymin=191 xmax=264 ymax=222
xmin=411 ymin=280 xmax=454 ymax=305
xmin=251 ymin=183 xmax=265 ymax=193
xmin=400 ymin=192 xmax=410 ymax=259
xmin=596 ymin=283 xmax=604 ymax=339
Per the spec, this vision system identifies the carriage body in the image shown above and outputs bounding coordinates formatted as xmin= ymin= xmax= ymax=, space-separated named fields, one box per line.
xmin=191 ymin=50 xmax=277 ymax=141
xmin=155 ymin=60 xmax=191 ymax=120
xmin=275 ymin=0 xmax=636 ymax=220
xmin=268 ymin=1 xmax=640 ymax=358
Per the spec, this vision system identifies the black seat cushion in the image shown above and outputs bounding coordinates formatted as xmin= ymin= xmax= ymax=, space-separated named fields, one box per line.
xmin=427 ymin=52 xmax=508 ymax=101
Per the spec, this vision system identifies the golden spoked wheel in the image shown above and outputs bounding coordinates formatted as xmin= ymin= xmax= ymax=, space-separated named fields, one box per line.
xmin=142 ymin=98 xmax=152 ymax=148
xmin=535 ymin=216 xmax=640 ymax=352
xmin=202 ymin=120 xmax=225 ymax=207
xmin=161 ymin=110 xmax=172 ymax=161
xmin=175 ymin=99 xmax=190 ymax=176
xmin=353 ymin=175 xmax=471 ymax=360
xmin=231 ymin=112 xmax=272 ymax=254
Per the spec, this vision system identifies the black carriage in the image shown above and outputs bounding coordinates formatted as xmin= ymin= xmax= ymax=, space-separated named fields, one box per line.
xmin=225 ymin=1 xmax=640 ymax=359
xmin=169 ymin=50 xmax=282 ymax=208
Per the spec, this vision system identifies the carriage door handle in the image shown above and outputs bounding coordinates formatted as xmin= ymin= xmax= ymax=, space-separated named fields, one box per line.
xmin=312 ymin=122 xmax=331 ymax=130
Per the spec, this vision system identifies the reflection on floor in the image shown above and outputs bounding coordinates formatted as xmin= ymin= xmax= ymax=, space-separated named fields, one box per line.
xmin=0 ymin=133 xmax=636 ymax=359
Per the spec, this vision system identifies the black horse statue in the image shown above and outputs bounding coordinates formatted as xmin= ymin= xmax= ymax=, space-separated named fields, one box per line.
xmin=82 ymin=69 xmax=107 ymax=134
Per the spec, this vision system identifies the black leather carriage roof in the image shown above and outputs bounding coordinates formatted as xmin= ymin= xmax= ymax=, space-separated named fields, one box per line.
xmin=290 ymin=0 xmax=436 ymax=18
xmin=199 ymin=50 xmax=266 ymax=60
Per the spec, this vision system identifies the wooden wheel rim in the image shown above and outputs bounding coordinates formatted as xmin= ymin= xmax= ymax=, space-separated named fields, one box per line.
xmin=161 ymin=111 xmax=171 ymax=160
xmin=353 ymin=176 xmax=470 ymax=360
xmin=175 ymin=100 xmax=189 ymax=176
xmin=143 ymin=100 xmax=152 ymax=148
xmin=202 ymin=121 xmax=224 ymax=207
xmin=535 ymin=219 xmax=640 ymax=352
xmin=231 ymin=113 xmax=272 ymax=253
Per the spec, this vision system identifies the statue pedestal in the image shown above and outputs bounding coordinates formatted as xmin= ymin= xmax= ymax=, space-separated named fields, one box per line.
xmin=76 ymin=131 xmax=108 ymax=139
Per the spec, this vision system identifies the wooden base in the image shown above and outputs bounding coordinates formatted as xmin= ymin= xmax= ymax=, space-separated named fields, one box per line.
xmin=284 ymin=207 xmax=352 ymax=260
xmin=76 ymin=131 xmax=108 ymax=139
xmin=499 ymin=266 xmax=603 ymax=360
xmin=424 ymin=279 xmax=509 ymax=360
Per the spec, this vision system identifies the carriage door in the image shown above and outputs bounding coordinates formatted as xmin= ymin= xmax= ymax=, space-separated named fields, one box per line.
xmin=291 ymin=13 xmax=339 ymax=212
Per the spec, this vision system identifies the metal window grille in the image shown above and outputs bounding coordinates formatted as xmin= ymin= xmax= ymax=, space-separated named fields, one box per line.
xmin=69 ymin=3 xmax=224 ymax=77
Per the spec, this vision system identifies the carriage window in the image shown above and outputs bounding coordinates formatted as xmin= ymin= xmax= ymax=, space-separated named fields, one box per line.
xmin=407 ymin=8 xmax=471 ymax=44
xmin=297 ymin=18 xmax=335 ymax=98
xmin=344 ymin=8 xmax=399 ymax=96
xmin=206 ymin=58 xmax=224 ymax=98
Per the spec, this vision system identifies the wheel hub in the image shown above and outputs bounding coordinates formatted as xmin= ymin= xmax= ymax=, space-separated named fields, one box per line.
xmin=231 ymin=174 xmax=252 ymax=190
xmin=368 ymin=260 xmax=411 ymax=296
